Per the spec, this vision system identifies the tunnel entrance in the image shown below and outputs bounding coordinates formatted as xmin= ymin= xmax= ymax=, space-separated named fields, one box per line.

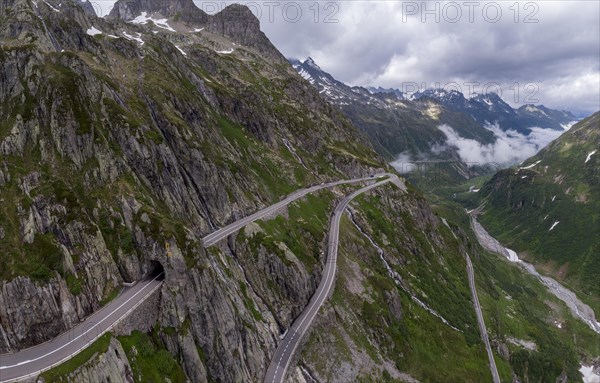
xmin=148 ymin=260 xmax=165 ymax=280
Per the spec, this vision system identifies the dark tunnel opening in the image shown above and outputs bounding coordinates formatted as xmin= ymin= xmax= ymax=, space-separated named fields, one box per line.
xmin=148 ymin=260 xmax=165 ymax=281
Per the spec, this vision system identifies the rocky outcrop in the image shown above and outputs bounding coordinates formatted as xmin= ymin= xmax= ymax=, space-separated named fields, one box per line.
xmin=37 ymin=337 xmax=135 ymax=383
xmin=0 ymin=276 xmax=82 ymax=351
xmin=108 ymin=0 xmax=209 ymax=25
xmin=108 ymin=0 xmax=286 ymax=62
xmin=229 ymin=226 xmax=322 ymax=328
xmin=205 ymin=4 xmax=287 ymax=62
xmin=0 ymin=0 xmax=385 ymax=381
xmin=75 ymin=0 xmax=97 ymax=17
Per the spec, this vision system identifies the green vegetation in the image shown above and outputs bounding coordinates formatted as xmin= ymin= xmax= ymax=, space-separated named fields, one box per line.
xmin=40 ymin=333 xmax=112 ymax=382
xmin=475 ymin=113 xmax=600 ymax=299
xmin=118 ymin=331 xmax=187 ymax=383
xmin=251 ymin=191 xmax=335 ymax=271
xmin=14 ymin=233 xmax=63 ymax=282
xmin=415 ymin=150 xmax=600 ymax=382
xmin=302 ymin=198 xmax=492 ymax=382
xmin=355 ymin=188 xmax=480 ymax=342
xmin=65 ymin=273 xmax=82 ymax=295
xmin=239 ymin=282 xmax=264 ymax=321
xmin=100 ymin=287 xmax=120 ymax=306
xmin=472 ymin=246 xmax=598 ymax=383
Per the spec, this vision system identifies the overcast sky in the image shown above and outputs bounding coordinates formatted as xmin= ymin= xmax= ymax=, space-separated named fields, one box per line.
xmin=94 ymin=1 xmax=599 ymax=116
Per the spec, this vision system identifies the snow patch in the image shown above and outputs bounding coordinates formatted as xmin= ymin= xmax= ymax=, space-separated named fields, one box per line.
xmin=298 ymin=68 xmax=312 ymax=80
xmin=520 ymin=160 xmax=541 ymax=170
xmin=580 ymin=365 xmax=600 ymax=383
xmin=130 ymin=12 xmax=176 ymax=32
xmin=554 ymin=321 xmax=563 ymax=329
xmin=174 ymin=45 xmax=187 ymax=56
xmin=122 ymin=32 xmax=144 ymax=46
xmin=585 ymin=150 xmax=597 ymax=163
xmin=44 ymin=0 xmax=59 ymax=12
xmin=86 ymin=26 xmax=102 ymax=36
xmin=215 ymin=49 xmax=234 ymax=54
xmin=549 ymin=221 xmax=560 ymax=231
xmin=506 ymin=248 xmax=520 ymax=262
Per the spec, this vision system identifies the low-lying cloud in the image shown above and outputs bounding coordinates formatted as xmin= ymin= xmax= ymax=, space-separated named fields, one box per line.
xmin=389 ymin=152 xmax=415 ymax=174
xmin=437 ymin=123 xmax=567 ymax=166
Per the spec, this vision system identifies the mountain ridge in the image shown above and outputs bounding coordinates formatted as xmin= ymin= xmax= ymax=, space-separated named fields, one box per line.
xmin=292 ymin=57 xmax=577 ymax=134
xmin=477 ymin=111 xmax=600 ymax=297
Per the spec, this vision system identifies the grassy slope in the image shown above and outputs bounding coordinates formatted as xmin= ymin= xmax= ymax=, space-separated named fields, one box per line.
xmin=419 ymin=176 xmax=600 ymax=382
xmin=118 ymin=330 xmax=187 ymax=383
xmin=299 ymin=184 xmax=494 ymax=382
xmin=477 ymin=113 xmax=599 ymax=299
xmin=39 ymin=333 xmax=113 ymax=382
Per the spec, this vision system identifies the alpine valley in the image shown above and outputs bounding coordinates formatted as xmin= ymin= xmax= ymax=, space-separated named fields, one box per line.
xmin=0 ymin=1 xmax=598 ymax=383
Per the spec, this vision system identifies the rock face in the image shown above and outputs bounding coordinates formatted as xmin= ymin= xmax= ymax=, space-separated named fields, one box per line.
xmin=108 ymin=0 xmax=209 ymax=25
xmin=0 ymin=0 xmax=384 ymax=381
xmin=108 ymin=0 xmax=285 ymax=62
xmin=42 ymin=337 xmax=135 ymax=383
xmin=113 ymin=287 xmax=161 ymax=337
xmin=1 ymin=277 xmax=84 ymax=350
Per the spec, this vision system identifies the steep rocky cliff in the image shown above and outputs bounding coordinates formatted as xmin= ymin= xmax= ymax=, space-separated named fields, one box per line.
xmin=0 ymin=0 xmax=380 ymax=362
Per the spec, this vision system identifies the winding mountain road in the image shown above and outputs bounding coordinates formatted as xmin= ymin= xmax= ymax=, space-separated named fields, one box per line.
xmin=0 ymin=174 xmax=392 ymax=383
xmin=202 ymin=174 xmax=391 ymax=247
xmin=264 ymin=175 xmax=398 ymax=383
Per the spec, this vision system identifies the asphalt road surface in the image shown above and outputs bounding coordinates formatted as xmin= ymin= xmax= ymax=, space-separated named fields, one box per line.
xmin=202 ymin=174 xmax=392 ymax=247
xmin=263 ymin=176 xmax=396 ymax=383
xmin=0 ymin=273 xmax=164 ymax=383
xmin=465 ymin=254 xmax=501 ymax=383
xmin=0 ymin=173 xmax=393 ymax=382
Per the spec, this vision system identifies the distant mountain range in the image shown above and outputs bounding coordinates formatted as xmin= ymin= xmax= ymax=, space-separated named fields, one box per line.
xmin=290 ymin=57 xmax=578 ymax=171
xmin=413 ymin=88 xmax=576 ymax=133
xmin=290 ymin=57 xmax=495 ymax=166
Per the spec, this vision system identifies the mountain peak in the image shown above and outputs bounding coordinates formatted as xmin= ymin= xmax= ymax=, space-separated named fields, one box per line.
xmin=367 ymin=86 xmax=405 ymax=100
xmin=107 ymin=0 xmax=284 ymax=62
xmin=415 ymin=88 xmax=466 ymax=103
xmin=108 ymin=0 xmax=208 ymax=23
xmin=304 ymin=57 xmax=321 ymax=70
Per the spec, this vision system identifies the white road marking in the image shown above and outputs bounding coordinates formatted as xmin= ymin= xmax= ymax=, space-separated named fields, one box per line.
xmin=0 ymin=273 xmax=163 ymax=370
xmin=1 ymin=175 xmax=395 ymax=383
xmin=265 ymin=177 xmax=396 ymax=382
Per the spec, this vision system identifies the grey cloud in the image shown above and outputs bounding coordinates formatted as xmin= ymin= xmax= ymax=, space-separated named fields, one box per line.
xmin=255 ymin=1 xmax=599 ymax=115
